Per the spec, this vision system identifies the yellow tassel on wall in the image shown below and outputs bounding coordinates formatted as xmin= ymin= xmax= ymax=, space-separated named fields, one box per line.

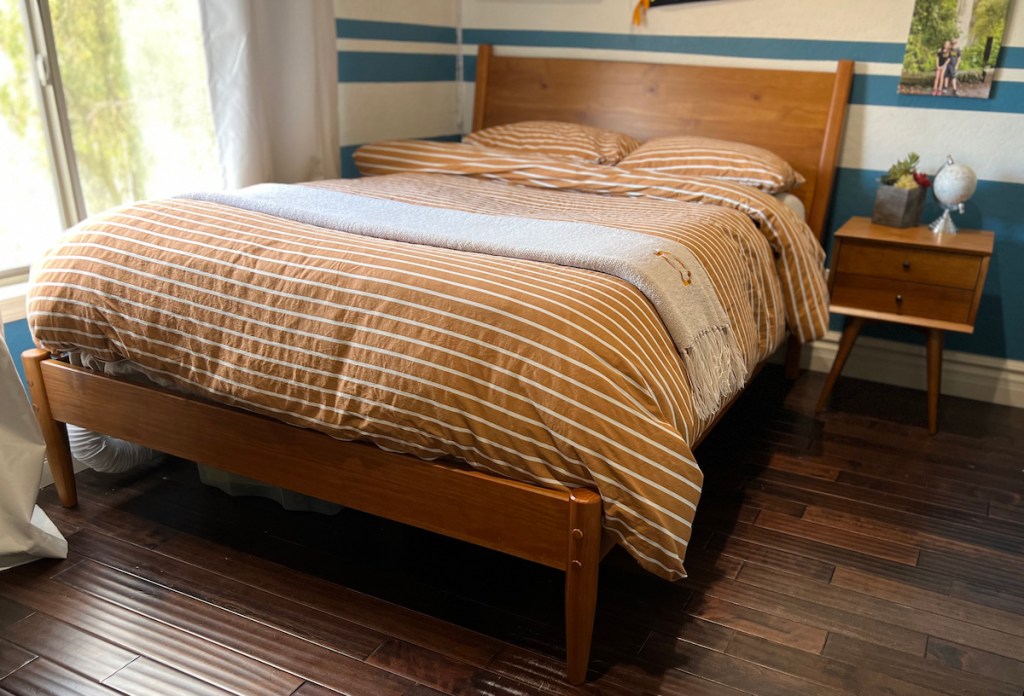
xmin=632 ymin=0 xmax=650 ymax=26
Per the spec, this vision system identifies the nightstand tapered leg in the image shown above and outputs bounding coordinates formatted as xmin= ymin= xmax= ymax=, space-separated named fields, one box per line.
xmin=926 ymin=329 xmax=944 ymax=435
xmin=816 ymin=316 xmax=866 ymax=413
xmin=784 ymin=334 xmax=802 ymax=379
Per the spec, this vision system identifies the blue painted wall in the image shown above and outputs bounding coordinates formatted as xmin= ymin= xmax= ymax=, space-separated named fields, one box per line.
xmin=3 ymin=318 xmax=34 ymax=386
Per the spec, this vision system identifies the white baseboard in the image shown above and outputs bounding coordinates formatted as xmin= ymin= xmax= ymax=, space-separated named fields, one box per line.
xmin=804 ymin=331 xmax=1024 ymax=409
xmin=39 ymin=459 xmax=89 ymax=489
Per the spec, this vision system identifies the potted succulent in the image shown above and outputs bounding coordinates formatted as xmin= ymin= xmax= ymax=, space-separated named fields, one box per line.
xmin=872 ymin=152 xmax=931 ymax=228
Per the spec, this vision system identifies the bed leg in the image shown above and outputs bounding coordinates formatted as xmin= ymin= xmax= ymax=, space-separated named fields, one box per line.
xmin=784 ymin=334 xmax=802 ymax=379
xmin=565 ymin=489 xmax=601 ymax=685
xmin=22 ymin=349 xmax=77 ymax=507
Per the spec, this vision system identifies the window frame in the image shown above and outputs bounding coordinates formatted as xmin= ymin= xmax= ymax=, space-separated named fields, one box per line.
xmin=3 ymin=0 xmax=85 ymax=286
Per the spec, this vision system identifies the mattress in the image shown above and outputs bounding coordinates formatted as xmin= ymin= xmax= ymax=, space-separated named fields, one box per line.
xmin=27 ymin=170 xmax=826 ymax=579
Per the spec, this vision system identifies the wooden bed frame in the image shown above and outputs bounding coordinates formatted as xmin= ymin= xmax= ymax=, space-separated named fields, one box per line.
xmin=22 ymin=46 xmax=852 ymax=684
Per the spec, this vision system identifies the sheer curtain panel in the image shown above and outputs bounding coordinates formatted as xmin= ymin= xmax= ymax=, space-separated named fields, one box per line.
xmin=199 ymin=0 xmax=339 ymax=187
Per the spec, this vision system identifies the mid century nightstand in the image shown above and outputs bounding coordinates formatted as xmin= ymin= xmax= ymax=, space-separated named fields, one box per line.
xmin=816 ymin=216 xmax=994 ymax=433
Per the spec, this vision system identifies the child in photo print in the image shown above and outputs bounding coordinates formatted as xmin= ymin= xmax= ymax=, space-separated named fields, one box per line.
xmin=899 ymin=0 xmax=1011 ymax=100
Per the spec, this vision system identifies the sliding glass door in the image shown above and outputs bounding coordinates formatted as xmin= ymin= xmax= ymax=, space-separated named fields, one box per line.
xmin=0 ymin=0 xmax=218 ymax=282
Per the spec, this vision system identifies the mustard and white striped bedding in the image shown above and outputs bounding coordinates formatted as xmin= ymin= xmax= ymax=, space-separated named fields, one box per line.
xmin=355 ymin=139 xmax=829 ymax=343
xmin=28 ymin=169 xmax=819 ymax=580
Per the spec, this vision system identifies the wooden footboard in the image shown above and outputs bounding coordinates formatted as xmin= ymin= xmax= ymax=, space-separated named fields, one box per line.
xmin=21 ymin=349 xmax=606 ymax=684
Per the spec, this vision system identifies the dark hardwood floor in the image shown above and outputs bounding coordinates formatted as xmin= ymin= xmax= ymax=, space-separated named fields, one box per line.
xmin=2 ymin=365 xmax=1024 ymax=695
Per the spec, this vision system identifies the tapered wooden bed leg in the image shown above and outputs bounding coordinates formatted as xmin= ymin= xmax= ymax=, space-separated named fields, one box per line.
xmin=565 ymin=489 xmax=602 ymax=685
xmin=22 ymin=349 xmax=77 ymax=507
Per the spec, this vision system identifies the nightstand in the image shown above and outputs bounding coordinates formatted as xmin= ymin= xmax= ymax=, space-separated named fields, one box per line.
xmin=816 ymin=216 xmax=994 ymax=433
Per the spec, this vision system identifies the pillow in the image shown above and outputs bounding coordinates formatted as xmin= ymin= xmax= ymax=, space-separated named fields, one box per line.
xmin=463 ymin=121 xmax=640 ymax=165
xmin=617 ymin=135 xmax=805 ymax=193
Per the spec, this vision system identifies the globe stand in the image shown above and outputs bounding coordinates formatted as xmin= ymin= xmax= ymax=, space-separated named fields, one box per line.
xmin=929 ymin=155 xmax=976 ymax=237
xmin=930 ymin=203 xmax=963 ymax=235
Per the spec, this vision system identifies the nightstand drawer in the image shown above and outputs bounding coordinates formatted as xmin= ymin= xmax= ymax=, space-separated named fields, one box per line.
xmin=836 ymin=240 xmax=981 ymax=289
xmin=831 ymin=274 xmax=974 ymax=324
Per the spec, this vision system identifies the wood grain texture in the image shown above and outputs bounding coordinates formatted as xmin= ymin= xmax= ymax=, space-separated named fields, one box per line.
xmin=53 ymin=561 xmax=413 ymax=695
xmin=0 ymin=639 xmax=34 ymax=682
xmin=474 ymin=47 xmax=853 ymax=240
xmin=0 ymin=599 xmax=32 ymax=632
xmin=0 ymin=570 xmax=305 ymax=694
xmin=1 ymin=613 xmax=136 ymax=682
xmin=102 ymin=657 xmax=235 ymax=696
xmin=21 ymin=349 xmax=75 ymax=507
xmin=822 ymin=633 xmax=1020 ymax=696
xmin=62 ymin=529 xmax=390 ymax=659
xmin=683 ymin=567 xmax=928 ymax=656
xmin=725 ymin=633 xmax=946 ymax=696
xmin=754 ymin=510 xmax=920 ymax=564
xmin=0 ymin=659 xmax=122 ymax=696
xmin=291 ymin=684 xmax=349 ymax=696
xmin=834 ymin=217 xmax=995 ymax=255
xmin=682 ymin=594 xmax=828 ymax=653
xmin=830 ymin=274 xmax=974 ymax=327
xmin=366 ymin=640 xmax=486 ymax=695
xmin=926 ymin=637 xmax=1024 ymax=688
xmin=835 ymin=240 xmax=982 ymax=289
xmin=826 ymin=221 xmax=995 ymax=327
xmin=9 ymin=365 xmax=1024 ymax=694
xmin=38 ymin=358 xmax=575 ymax=570
xmin=152 ymin=534 xmax=505 ymax=667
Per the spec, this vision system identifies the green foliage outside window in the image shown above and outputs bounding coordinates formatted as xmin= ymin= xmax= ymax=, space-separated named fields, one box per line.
xmin=964 ymin=0 xmax=1008 ymax=70
xmin=0 ymin=0 xmax=146 ymax=215
xmin=902 ymin=0 xmax=959 ymax=75
xmin=0 ymin=3 xmax=33 ymax=140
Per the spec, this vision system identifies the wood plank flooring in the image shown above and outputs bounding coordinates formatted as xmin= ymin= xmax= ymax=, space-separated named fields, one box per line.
xmin=2 ymin=366 xmax=1023 ymax=695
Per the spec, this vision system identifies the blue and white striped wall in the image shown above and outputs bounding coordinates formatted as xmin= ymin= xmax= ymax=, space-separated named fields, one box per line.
xmin=340 ymin=0 xmax=1024 ymax=403
xmin=335 ymin=0 xmax=462 ymax=177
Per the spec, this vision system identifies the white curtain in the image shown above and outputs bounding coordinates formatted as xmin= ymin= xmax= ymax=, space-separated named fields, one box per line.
xmin=198 ymin=0 xmax=339 ymax=188
xmin=0 ymin=314 xmax=67 ymax=571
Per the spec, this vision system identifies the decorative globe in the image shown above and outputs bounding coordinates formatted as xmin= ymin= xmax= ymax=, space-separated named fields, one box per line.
xmin=929 ymin=157 xmax=977 ymax=235
xmin=933 ymin=163 xmax=977 ymax=208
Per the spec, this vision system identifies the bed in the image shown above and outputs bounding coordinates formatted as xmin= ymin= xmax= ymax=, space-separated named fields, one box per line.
xmin=22 ymin=45 xmax=852 ymax=683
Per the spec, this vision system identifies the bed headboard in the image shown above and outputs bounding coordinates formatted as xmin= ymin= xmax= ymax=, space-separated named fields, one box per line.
xmin=471 ymin=45 xmax=854 ymax=241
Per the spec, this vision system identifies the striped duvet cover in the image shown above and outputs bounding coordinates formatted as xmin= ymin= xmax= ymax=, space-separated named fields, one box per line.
xmin=28 ymin=169 xmax=821 ymax=579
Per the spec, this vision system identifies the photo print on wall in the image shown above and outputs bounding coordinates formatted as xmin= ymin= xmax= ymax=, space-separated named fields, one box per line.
xmin=899 ymin=0 xmax=1012 ymax=98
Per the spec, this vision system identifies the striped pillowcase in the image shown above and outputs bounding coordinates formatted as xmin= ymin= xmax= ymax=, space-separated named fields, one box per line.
xmin=617 ymin=136 xmax=805 ymax=194
xmin=463 ymin=121 xmax=640 ymax=165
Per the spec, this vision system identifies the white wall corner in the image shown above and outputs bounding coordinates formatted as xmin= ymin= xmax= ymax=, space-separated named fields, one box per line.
xmin=804 ymin=331 xmax=1024 ymax=410
xmin=0 ymin=284 xmax=28 ymax=323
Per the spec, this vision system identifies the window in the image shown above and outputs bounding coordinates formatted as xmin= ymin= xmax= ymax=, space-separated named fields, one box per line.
xmin=0 ymin=0 xmax=219 ymax=282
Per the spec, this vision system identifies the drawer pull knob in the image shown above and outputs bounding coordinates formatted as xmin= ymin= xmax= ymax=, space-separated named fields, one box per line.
xmin=895 ymin=294 xmax=903 ymax=303
xmin=902 ymin=261 xmax=911 ymax=270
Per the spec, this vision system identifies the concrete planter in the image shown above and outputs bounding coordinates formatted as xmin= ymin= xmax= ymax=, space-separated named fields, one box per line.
xmin=871 ymin=184 xmax=927 ymax=228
